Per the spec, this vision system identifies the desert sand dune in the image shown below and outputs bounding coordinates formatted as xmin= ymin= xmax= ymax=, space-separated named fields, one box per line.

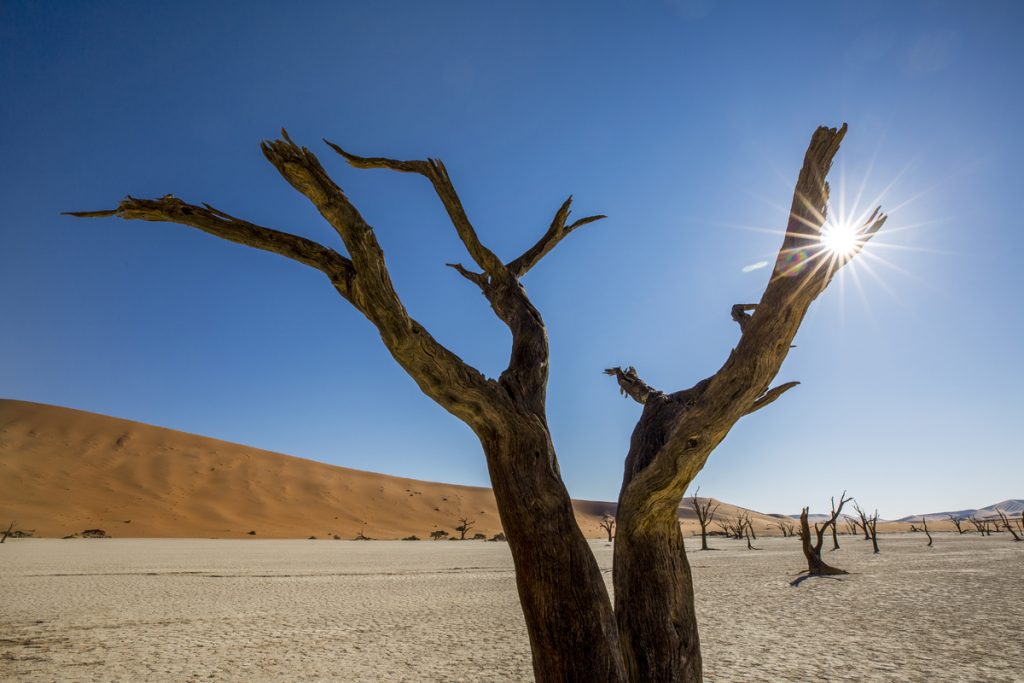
xmin=1 ymin=399 xmax=787 ymax=540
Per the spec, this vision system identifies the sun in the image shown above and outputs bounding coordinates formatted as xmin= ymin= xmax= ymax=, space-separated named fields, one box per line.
xmin=819 ymin=217 xmax=860 ymax=258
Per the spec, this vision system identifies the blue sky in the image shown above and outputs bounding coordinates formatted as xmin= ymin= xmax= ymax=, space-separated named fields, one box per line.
xmin=2 ymin=1 xmax=1021 ymax=518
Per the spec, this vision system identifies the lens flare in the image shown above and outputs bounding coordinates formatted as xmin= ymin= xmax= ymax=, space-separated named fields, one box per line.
xmin=820 ymin=219 xmax=860 ymax=257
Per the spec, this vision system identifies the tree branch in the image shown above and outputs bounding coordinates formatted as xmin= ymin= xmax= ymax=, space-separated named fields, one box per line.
xmin=730 ymin=304 xmax=757 ymax=333
xmin=744 ymin=381 xmax=800 ymax=415
xmin=65 ymin=195 xmax=355 ymax=294
xmin=507 ymin=196 xmax=606 ymax=278
xmin=324 ymin=140 xmax=506 ymax=278
xmin=604 ymin=366 xmax=662 ymax=405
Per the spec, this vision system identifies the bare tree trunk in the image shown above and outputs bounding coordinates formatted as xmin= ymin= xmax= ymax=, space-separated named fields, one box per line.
xmin=921 ymin=517 xmax=933 ymax=547
xmin=947 ymin=515 xmax=964 ymax=534
xmin=796 ymin=508 xmax=846 ymax=577
xmin=996 ymin=510 xmax=1022 ymax=542
xmin=0 ymin=521 xmax=13 ymax=544
xmin=691 ymin=487 xmax=718 ymax=551
xmin=830 ymin=495 xmax=841 ymax=550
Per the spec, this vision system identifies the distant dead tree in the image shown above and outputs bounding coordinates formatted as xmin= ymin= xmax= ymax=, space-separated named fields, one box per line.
xmin=599 ymin=514 xmax=616 ymax=542
xmin=773 ymin=519 xmax=796 ymax=538
xmin=843 ymin=517 xmax=859 ymax=536
xmin=745 ymin=514 xmax=757 ymax=541
xmin=794 ymin=503 xmax=848 ymax=583
xmin=921 ymin=517 xmax=933 ymax=547
xmin=744 ymin=519 xmax=760 ymax=550
xmin=354 ymin=527 xmax=371 ymax=541
xmin=1018 ymin=511 xmax=1024 ymax=535
xmin=1 ymin=521 xmax=14 ymax=544
xmin=947 ymin=515 xmax=965 ymax=535
xmin=455 ymin=517 xmax=476 ymax=540
xmin=855 ymin=504 xmax=871 ymax=540
xmin=866 ymin=510 xmax=880 ymax=553
xmin=829 ymin=493 xmax=847 ymax=550
xmin=691 ymin=487 xmax=719 ymax=551
xmin=968 ymin=516 xmax=989 ymax=536
xmin=69 ymin=123 xmax=884 ymax=682
xmin=996 ymin=510 xmax=1022 ymax=542
xmin=853 ymin=502 xmax=880 ymax=554
xmin=430 ymin=530 xmax=449 ymax=541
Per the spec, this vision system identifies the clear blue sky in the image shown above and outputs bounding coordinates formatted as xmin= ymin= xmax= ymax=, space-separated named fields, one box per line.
xmin=2 ymin=1 xmax=1021 ymax=518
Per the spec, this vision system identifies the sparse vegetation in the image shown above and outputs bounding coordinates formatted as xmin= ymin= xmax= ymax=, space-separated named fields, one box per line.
xmin=430 ymin=530 xmax=449 ymax=541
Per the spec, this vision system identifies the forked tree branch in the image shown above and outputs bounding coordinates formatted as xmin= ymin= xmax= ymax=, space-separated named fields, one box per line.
xmin=325 ymin=141 xmax=506 ymax=278
xmin=507 ymin=196 xmax=606 ymax=278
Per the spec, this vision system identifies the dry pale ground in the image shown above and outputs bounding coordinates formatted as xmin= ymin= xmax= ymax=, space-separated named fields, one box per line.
xmin=1 ymin=534 xmax=1020 ymax=682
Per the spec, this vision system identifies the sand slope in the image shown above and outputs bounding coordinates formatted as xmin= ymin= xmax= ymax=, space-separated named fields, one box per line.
xmin=0 ymin=399 xmax=782 ymax=539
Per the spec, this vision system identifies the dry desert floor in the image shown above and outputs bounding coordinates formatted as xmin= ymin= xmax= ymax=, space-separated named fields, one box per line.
xmin=1 ymin=534 xmax=1021 ymax=682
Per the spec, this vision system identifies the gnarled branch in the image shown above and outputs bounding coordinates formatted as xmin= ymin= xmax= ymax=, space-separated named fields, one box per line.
xmin=604 ymin=366 xmax=661 ymax=405
xmin=507 ymin=196 xmax=606 ymax=278
xmin=65 ymin=195 xmax=355 ymax=294
xmin=325 ymin=140 xmax=505 ymax=278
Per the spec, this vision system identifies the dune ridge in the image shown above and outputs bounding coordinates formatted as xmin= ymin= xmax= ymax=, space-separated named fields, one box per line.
xmin=0 ymin=399 xmax=944 ymax=539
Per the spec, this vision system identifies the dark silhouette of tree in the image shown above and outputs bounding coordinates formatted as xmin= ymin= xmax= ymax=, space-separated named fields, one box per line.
xmin=830 ymin=494 xmax=844 ymax=550
xmin=794 ymin=492 xmax=851 ymax=582
xmin=947 ymin=515 xmax=965 ymax=535
xmin=968 ymin=516 xmax=989 ymax=536
xmin=1 ymin=521 xmax=14 ymax=544
xmin=691 ymin=487 xmax=719 ymax=550
xmin=599 ymin=514 xmax=616 ymax=542
xmin=455 ymin=517 xmax=476 ymax=540
xmin=773 ymin=519 xmax=796 ymax=537
xmin=855 ymin=505 xmax=872 ymax=540
xmin=996 ymin=510 xmax=1022 ymax=542
xmin=921 ymin=517 xmax=933 ymax=547
xmin=70 ymin=124 xmax=884 ymax=683
xmin=430 ymin=530 xmax=449 ymax=541
xmin=842 ymin=517 xmax=859 ymax=536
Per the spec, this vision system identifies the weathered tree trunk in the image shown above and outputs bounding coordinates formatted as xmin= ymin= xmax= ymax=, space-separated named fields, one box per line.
xmin=797 ymin=507 xmax=847 ymax=577
xmin=482 ymin=427 xmax=626 ymax=681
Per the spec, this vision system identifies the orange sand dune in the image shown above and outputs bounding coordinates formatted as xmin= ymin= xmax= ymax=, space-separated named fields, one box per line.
xmin=0 ymin=399 xmax=828 ymax=539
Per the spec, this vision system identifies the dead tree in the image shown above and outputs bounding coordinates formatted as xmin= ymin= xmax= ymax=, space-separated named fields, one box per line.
xmin=996 ymin=510 xmax=1022 ymax=542
xmin=773 ymin=519 xmax=796 ymax=537
xmin=830 ymin=494 xmax=845 ymax=550
xmin=921 ymin=517 xmax=933 ymax=547
xmin=856 ymin=504 xmax=872 ymax=540
xmin=0 ymin=521 xmax=14 ymax=544
xmin=947 ymin=515 xmax=965 ymax=535
xmin=865 ymin=509 xmax=880 ymax=553
xmin=968 ymin=516 xmax=989 ymax=536
xmin=600 ymin=514 xmax=616 ymax=542
xmin=746 ymin=515 xmax=757 ymax=541
xmin=744 ymin=518 xmax=760 ymax=550
xmin=455 ymin=517 xmax=476 ymax=540
xmin=794 ymin=506 xmax=847 ymax=582
xmin=843 ymin=517 xmax=859 ymax=536
xmin=70 ymin=124 xmax=883 ymax=683
xmin=690 ymin=487 xmax=719 ymax=550
xmin=430 ymin=530 xmax=449 ymax=541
